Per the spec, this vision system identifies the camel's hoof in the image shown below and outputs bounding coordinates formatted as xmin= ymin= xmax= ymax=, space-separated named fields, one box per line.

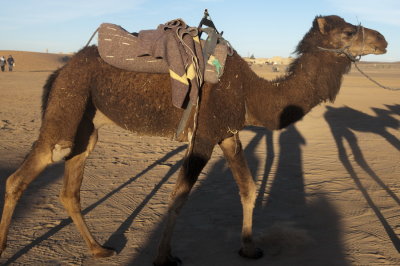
xmin=238 ymin=247 xmax=264 ymax=259
xmin=92 ymin=246 xmax=116 ymax=258
xmin=153 ymin=255 xmax=182 ymax=266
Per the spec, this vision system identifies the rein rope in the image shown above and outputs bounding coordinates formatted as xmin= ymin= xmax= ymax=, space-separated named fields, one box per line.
xmin=317 ymin=25 xmax=400 ymax=91
xmin=352 ymin=61 xmax=400 ymax=91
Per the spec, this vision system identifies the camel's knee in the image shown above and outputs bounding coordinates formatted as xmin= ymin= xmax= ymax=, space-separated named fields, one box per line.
xmin=4 ymin=175 xmax=25 ymax=202
xmin=59 ymin=191 xmax=80 ymax=211
xmin=51 ymin=141 xmax=73 ymax=162
xmin=3 ymin=145 xmax=54 ymax=201
xmin=4 ymin=171 xmax=38 ymax=203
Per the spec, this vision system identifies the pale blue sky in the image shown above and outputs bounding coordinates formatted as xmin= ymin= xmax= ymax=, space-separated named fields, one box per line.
xmin=1 ymin=0 xmax=399 ymax=61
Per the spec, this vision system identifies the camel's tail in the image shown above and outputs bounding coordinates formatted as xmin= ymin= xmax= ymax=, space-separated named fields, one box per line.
xmin=41 ymin=68 xmax=62 ymax=117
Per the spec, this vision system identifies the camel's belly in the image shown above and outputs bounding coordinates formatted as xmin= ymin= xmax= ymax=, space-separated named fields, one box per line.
xmin=93 ymin=109 xmax=118 ymax=129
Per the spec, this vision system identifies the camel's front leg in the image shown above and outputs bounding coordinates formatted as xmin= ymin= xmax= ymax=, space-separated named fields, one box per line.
xmin=154 ymin=139 xmax=214 ymax=266
xmin=219 ymin=134 xmax=263 ymax=259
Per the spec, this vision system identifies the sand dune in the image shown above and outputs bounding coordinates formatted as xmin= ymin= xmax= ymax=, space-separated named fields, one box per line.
xmin=0 ymin=50 xmax=71 ymax=72
xmin=0 ymin=51 xmax=399 ymax=265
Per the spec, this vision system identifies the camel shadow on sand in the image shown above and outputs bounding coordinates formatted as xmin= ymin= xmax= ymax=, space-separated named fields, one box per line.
xmin=324 ymin=104 xmax=400 ymax=253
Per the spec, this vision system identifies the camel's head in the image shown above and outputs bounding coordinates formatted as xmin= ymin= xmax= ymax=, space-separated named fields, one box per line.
xmin=308 ymin=15 xmax=387 ymax=58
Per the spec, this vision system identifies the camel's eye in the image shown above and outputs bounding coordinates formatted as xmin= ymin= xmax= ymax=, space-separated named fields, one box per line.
xmin=344 ymin=30 xmax=356 ymax=37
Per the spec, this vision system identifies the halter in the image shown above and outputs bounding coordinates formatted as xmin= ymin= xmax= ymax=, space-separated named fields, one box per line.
xmin=317 ymin=25 xmax=399 ymax=91
xmin=317 ymin=24 xmax=365 ymax=62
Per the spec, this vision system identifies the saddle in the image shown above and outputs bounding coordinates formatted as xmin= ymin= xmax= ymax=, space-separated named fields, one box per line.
xmin=97 ymin=20 xmax=233 ymax=97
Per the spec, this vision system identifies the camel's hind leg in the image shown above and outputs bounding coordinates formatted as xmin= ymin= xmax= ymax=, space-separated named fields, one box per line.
xmin=59 ymin=115 xmax=115 ymax=258
xmin=0 ymin=140 xmax=53 ymax=256
xmin=219 ymin=134 xmax=263 ymax=259
xmin=0 ymin=59 xmax=92 ymax=257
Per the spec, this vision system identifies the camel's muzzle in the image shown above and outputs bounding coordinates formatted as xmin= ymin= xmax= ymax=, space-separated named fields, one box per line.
xmin=363 ymin=29 xmax=388 ymax=55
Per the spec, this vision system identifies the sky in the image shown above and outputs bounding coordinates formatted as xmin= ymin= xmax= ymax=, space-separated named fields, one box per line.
xmin=1 ymin=0 xmax=399 ymax=62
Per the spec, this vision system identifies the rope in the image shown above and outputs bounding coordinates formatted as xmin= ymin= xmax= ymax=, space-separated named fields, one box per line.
xmin=187 ymin=97 xmax=200 ymax=155
xmin=353 ymin=62 xmax=400 ymax=91
xmin=84 ymin=27 xmax=99 ymax=48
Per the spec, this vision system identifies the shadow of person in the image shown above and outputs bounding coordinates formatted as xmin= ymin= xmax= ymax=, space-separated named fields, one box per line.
xmin=266 ymin=124 xmax=306 ymax=212
xmin=324 ymin=105 xmax=400 ymax=252
xmin=256 ymin=125 xmax=348 ymax=265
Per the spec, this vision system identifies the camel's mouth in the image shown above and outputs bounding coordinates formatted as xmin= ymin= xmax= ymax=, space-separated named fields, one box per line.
xmin=373 ymin=47 xmax=387 ymax=55
xmin=359 ymin=45 xmax=387 ymax=56
xmin=366 ymin=44 xmax=387 ymax=55
xmin=370 ymin=37 xmax=388 ymax=55
xmin=361 ymin=29 xmax=388 ymax=55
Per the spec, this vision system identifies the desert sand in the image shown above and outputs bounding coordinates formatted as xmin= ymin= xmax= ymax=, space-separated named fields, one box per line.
xmin=0 ymin=51 xmax=399 ymax=265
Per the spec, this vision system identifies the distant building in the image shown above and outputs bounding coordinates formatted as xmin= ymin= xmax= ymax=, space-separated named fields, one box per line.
xmin=244 ymin=56 xmax=294 ymax=66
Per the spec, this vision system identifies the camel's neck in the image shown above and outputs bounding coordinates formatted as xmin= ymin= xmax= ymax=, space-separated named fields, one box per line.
xmin=242 ymin=51 xmax=351 ymax=130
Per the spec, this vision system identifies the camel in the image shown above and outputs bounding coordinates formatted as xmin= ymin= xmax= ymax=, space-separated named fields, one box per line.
xmin=0 ymin=15 xmax=387 ymax=265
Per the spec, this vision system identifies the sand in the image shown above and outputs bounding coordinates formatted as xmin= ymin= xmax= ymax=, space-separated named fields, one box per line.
xmin=0 ymin=51 xmax=399 ymax=265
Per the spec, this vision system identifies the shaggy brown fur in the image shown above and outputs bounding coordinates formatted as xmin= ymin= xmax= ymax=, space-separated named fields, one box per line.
xmin=0 ymin=15 xmax=387 ymax=266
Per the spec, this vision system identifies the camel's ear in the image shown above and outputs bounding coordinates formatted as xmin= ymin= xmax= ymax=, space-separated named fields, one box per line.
xmin=317 ymin=17 xmax=328 ymax=34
